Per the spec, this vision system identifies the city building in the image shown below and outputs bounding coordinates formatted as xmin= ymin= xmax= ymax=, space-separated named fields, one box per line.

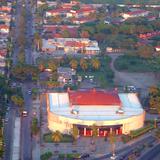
xmin=57 ymin=67 xmax=76 ymax=85
xmin=46 ymin=89 xmax=145 ymax=136
xmin=42 ymin=38 xmax=100 ymax=55
xmin=121 ymin=10 xmax=150 ymax=19
xmin=155 ymin=46 xmax=160 ymax=52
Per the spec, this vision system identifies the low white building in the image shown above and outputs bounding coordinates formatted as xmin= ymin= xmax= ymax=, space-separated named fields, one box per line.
xmin=155 ymin=46 xmax=160 ymax=52
xmin=0 ymin=25 xmax=9 ymax=33
xmin=41 ymin=39 xmax=57 ymax=53
xmin=42 ymin=38 xmax=100 ymax=55
xmin=121 ymin=10 xmax=150 ymax=19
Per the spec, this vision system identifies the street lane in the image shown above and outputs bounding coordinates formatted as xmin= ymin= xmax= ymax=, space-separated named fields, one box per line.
xmin=20 ymin=83 xmax=33 ymax=160
xmin=4 ymin=107 xmax=16 ymax=160
xmin=20 ymin=0 xmax=35 ymax=159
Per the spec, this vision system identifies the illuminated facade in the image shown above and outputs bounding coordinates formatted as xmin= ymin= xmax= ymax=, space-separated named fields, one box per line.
xmin=46 ymin=89 xmax=145 ymax=136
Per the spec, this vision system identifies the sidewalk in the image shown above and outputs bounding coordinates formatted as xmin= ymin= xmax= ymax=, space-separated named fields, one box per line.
xmin=32 ymin=98 xmax=40 ymax=160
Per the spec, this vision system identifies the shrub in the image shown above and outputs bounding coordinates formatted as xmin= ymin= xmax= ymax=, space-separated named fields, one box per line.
xmin=43 ymin=132 xmax=74 ymax=143
xmin=122 ymin=124 xmax=154 ymax=143
xmin=40 ymin=151 xmax=52 ymax=160
xmin=130 ymin=124 xmax=154 ymax=138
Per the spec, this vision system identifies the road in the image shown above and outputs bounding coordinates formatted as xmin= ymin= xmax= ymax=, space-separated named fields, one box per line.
xmin=12 ymin=0 xmax=23 ymax=65
xmin=91 ymin=135 xmax=156 ymax=160
xmin=20 ymin=0 xmax=35 ymax=159
xmin=4 ymin=0 xmax=35 ymax=159
xmin=4 ymin=107 xmax=16 ymax=160
xmin=21 ymin=84 xmax=33 ymax=160
xmin=138 ymin=143 xmax=160 ymax=160
xmin=3 ymin=0 xmax=23 ymax=158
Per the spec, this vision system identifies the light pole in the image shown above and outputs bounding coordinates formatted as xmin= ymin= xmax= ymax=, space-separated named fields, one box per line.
xmin=154 ymin=118 xmax=157 ymax=129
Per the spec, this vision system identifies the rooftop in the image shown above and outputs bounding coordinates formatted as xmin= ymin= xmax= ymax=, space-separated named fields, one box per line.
xmin=48 ymin=91 xmax=144 ymax=121
xmin=68 ymin=90 xmax=121 ymax=106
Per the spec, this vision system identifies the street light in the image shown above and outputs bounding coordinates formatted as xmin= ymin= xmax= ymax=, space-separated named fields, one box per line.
xmin=154 ymin=118 xmax=157 ymax=128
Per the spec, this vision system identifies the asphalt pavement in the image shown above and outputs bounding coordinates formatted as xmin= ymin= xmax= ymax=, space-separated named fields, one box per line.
xmin=91 ymin=135 xmax=156 ymax=160
xmin=4 ymin=107 xmax=16 ymax=160
xmin=20 ymin=0 xmax=35 ymax=159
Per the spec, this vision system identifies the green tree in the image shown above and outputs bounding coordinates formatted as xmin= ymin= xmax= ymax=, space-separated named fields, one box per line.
xmin=52 ymin=130 xmax=62 ymax=143
xmin=61 ymin=30 xmax=70 ymax=38
xmin=108 ymin=131 xmax=116 ymax=159
xmin=52 ymin=130 xmax=62 ymax=152
xmin=155 ymin=129 xmax=160 ymax=140
xmin=11 ymin=95 xmax=24 ymax=112
xmin=137 ymin=45 xmax=154 ymax=58
xmin=91 ymin=58 xmax=100 ymax=70
xmin=71 ymin=125 xmax=79 ymax=143
xmin=17 ymin=48 xmax=25 ymax=64
xmin=91 ymin=124 xmax=98 ymax=144
xmin=34 ymin=32 xmax=42 ymax=51
xmin=69 ymin=59 xmax=78 ymax=70
xmin=31 ymin=117 xmax=39 ymax=135
xmin=149 ymin=86 xmax=160 ymax=113
xmin=80 ymin=59 xmax=88 ymax=71
xmin=80 ymin=31 xmax=90 ymax=38
xmin=48 ymin=62 xmax=57 ymax=72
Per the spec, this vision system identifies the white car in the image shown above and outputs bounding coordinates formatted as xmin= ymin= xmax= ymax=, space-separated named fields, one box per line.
xmin=28 ymin=90 xmax=32 ymax=95
xmin=22 ymin=111 xmax=28 ymax=117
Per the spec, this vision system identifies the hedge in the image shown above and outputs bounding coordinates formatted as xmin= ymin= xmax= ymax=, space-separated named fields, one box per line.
xmin=40 ymin=152 xmax=52 ymax=160
xmin=122 ymin=124 xmax=154 ymax=143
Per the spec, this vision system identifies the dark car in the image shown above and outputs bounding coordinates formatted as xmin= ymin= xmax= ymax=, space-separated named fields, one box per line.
xmin=80 ymin=153 xmax=90 ymax=159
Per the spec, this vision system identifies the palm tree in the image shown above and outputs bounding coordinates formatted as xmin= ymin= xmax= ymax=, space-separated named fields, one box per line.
xmin=80 ymin=59 xmax=88 ymax=71
xmin=34 ymin=32 xmax=42 ymax=51
xmin=11 ymin=95 xmax=24 ymax=107
xmin=155 ymin=129 xmax=160 ymax=140
xmin=108 ymin=131 xmax=116 ymax=159
xmin=91 ymin=124 xmax=98 ymax=145
xmin=69 ymin=59 xmax=78 ymax=70
xmin=38 ymin=64 xmax=45 ymax=72
xmin=52 ymin=130 xmax=62 ymax=143
xmin=48 ymin=62 xmax=57 ymax=72
xmin=91 ymin=58 xmax=100 ymax=70
xmin=52 ymin=130 xmax=62 ymax=153
xmin=71 ymin=125 xmax=79 ymax=144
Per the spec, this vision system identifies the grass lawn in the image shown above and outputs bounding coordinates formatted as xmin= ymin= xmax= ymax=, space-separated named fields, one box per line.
xmin=43 ymin=132 xmax=74 ymax=143
xmin=59 ymin=153 xmax=80 ymax=159
xmin=114 ymin=55 xmax=160 ymax=72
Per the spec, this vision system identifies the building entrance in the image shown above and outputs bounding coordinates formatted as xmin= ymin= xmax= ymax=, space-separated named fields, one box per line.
xmin=78 ymin=125 xmax=122 ymax=137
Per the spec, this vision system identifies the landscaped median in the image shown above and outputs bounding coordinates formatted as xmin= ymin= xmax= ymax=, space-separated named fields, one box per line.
xmin=122 ymin=124 xmax=154 ymax=143
xmin=40 ymin=151 xmax=52 ymax=160
xmin=43 ymin=132 xmax=74 ymax=143
xmin=59 ymin=153 xmax=80 ymax=159
xmin=40 ymin=152 xmax=80 ymax=160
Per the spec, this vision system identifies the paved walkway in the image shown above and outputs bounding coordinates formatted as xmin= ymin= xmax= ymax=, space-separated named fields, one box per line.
xmin=32 ymin=98 xmax=40 ymax=160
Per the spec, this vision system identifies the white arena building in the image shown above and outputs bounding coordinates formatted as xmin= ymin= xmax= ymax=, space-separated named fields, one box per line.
xmin=46 ymin=89 xmax=145 ymax=136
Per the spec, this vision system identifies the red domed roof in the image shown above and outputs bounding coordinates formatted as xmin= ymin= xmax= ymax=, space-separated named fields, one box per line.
xmin=68 ymin=90 xmax=121 ymax=106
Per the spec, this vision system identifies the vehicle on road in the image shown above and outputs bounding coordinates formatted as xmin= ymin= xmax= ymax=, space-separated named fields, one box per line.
xmin=80 ymin=153 xmax=90 ymax=159
xmin=124 ymin=85 xmax=137 ymax=92
xmin=22 ymin=111 xmax=28 ymax=117
xmin=27 ymin=90 xmax=32 ymax=95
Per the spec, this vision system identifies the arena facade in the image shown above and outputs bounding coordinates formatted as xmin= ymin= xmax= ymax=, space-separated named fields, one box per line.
xmin=46 ymin=89 xmax=145 ymax=136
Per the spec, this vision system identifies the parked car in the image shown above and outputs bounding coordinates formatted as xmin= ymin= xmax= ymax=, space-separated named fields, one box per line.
xmin=80 ymin=153 xmax=90 ymax=159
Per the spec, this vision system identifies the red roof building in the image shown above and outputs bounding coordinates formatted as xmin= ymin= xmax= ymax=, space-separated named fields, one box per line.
xmin=155 ymin=46 xmax=160 ymax=52
xmin=68 ymin=90 xmax=121 ymax=106
xmin=0 ymin=6 xmax=11 ymax=12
